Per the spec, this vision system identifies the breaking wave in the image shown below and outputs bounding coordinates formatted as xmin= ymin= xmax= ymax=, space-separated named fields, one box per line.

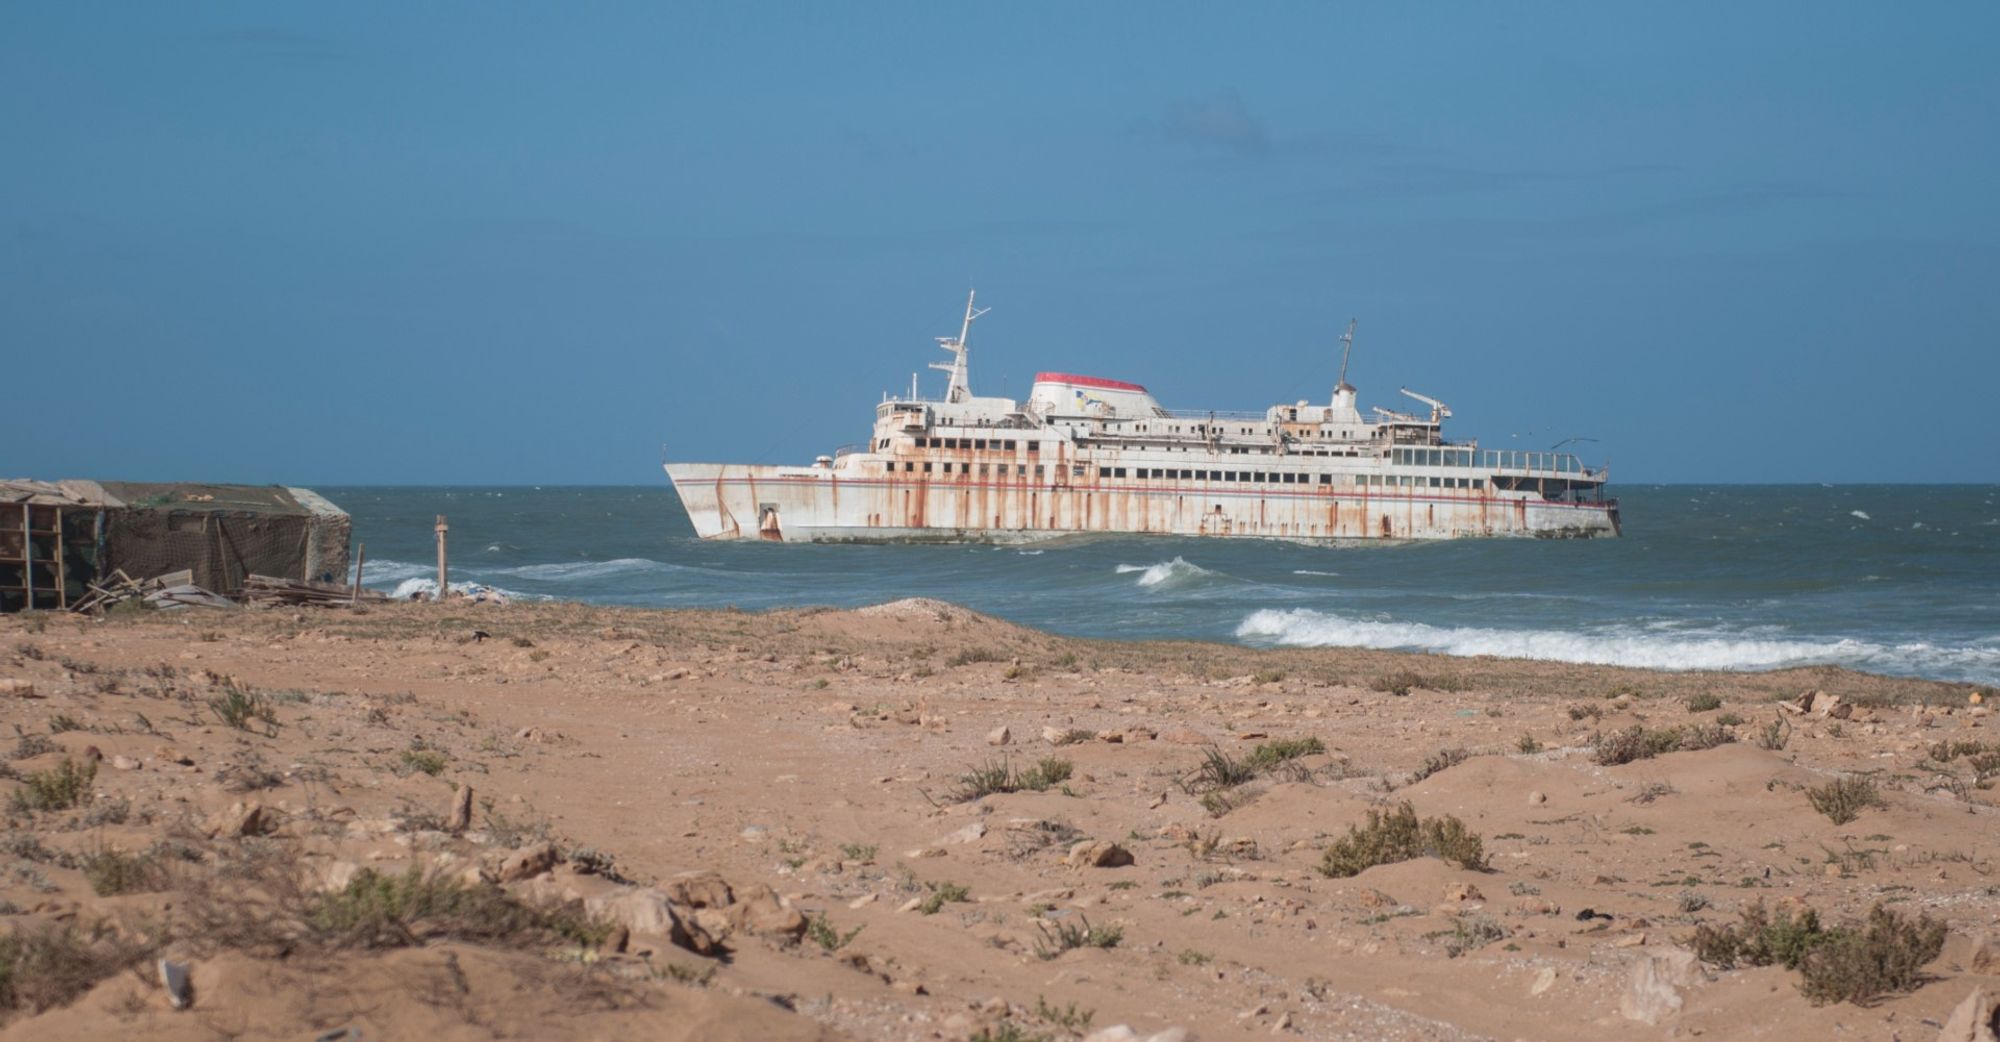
xmin=1116 ymin=557 xmax=1213 ymax=589
xmin=500 ymin=558 xmax=675 ymax=581
xmin=1234 ymin=608 xmax=2000 ymax=683
xmin=386 ymin=577 xmax=545 ymax=602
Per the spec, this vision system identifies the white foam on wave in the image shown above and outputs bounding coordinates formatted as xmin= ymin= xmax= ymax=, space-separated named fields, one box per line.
xmin=1234 ymin=608 xmax=2000 ymax=682
xmin=1116 ymin=557 xmax=1212 ymax=588
xmin=1850 ymin=510 xmax=1872 ymax=521
xmin=1292 ymin=569 xmax=1340 ymax=578
xmin=352 ymin=559 xmax=435 ymax=585
xmin=387 ymin=577 xmax=545 ymax=602
xmin=500 ymin=558 xmax=674 ymax=581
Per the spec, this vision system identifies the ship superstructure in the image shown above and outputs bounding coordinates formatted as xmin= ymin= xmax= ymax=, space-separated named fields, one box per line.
xmin=665 ymin=294 xmax=1620 ymax=543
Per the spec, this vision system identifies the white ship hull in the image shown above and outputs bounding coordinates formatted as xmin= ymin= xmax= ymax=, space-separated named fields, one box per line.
xmin=665 ymin=294 xmax=1620 ymax=545
xmin=665 ymin=462 xmax=1619 ymax=543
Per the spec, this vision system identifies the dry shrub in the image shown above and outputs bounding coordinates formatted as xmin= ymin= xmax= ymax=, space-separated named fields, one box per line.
xmin=173 ymin=843 xmax=609 ymax=957
xmin=1319 ymin=801 xmax=1488 ymax=877
xmin=1689 ymin=900 xmax=1945 ymax=1006
xmin=1410 ymin=747 xmax=1471 ymax=783
xmin=1592 ymin=723 xmax=1734 ymax=766
xmin=80 ymin=846 xmax=172 ymax=897
xmin=0 ymin=922 xmax=155 ymax=1016
xmin=1805 ymin=776 xmax=1886 ymax=825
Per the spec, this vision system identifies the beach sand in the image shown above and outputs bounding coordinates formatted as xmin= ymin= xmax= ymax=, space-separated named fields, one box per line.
xmin=0 ymin=598 xmax=1994 ymax=1040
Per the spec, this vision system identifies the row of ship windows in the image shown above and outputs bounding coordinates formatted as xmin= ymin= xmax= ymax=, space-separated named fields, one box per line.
xmin=894 ymin=436 xmax=1033 ymax=451
xmin=877 ymin=461 xmax=1487 ymax=489
xmin=1391 ymin=447 xmax=1477 ymax=467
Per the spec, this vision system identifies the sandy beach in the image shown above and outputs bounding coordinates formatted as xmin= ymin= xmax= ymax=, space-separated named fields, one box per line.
xmin=0 ymin=598 xmax=1995 ymax=1041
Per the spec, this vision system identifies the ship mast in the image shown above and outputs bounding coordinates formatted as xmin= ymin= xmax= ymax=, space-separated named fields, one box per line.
xmin=929 ymin=290 xmax=988 ymax=403
xmin=1334 ymin=318 xmax=1357 ymax=398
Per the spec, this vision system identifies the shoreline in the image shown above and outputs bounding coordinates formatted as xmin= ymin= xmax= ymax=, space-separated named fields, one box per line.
xmin=1 ymin=598 xmax=1994 ymax=1040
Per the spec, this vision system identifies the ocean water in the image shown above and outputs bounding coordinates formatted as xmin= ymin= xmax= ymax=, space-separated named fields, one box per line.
xmin=323 ymin=485 xmax=2000 ymax=686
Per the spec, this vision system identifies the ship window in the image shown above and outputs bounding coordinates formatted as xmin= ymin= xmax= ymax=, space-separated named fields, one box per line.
xmin=904 ymin=462 xmax=915 ymax=472
xmin=1015 ymin=465 xmax=1025 ymax=475
xmin=922 ymin=463 xmax=933 ymax=473
xmin=1180 ymin=469 xmax=1192 ymax=479
xmin=1035 ymin=465 xmax=1045 ymax=477
xmin=1026 ymin=441 xmax=1039 ymax=453
xmin=1072 ymin=465 xmax=1085 ymax=476
xmin=1005 ymin=440 xmax=1016 ymax=450
xmin=1319 ymin=474 xmax=1331 ymax=485
xmin=1354 ymin=476 xmax=1367 ymax=486
xmin=1429 ymin=477 xmax=1440 ymax=487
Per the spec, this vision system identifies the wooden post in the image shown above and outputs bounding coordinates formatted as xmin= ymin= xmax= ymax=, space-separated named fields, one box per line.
xmin=434 ymin=515 xmax=448 ymax=602
xmin=53 ymin=507 xmax=64 ymax=610
xmin=351 ymin=542 xmax=366 ymax=604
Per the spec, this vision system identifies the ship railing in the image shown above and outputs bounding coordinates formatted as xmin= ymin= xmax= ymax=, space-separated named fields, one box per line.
xmin=832 ymin=443 xmax=868 ymax=460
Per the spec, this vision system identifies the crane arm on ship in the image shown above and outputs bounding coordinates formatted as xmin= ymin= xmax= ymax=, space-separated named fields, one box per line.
xmin=1398 ymin=387 xmax=1452 ymax=424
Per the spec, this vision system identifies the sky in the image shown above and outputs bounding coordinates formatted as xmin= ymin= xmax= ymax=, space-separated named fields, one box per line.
xmin=4 ymin=3 xmax=1997 ymax=485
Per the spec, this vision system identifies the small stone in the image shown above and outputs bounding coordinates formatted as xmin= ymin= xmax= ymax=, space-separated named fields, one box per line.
xmin=203 ymin=801 xmax=267 ymax=838
xmin=1619 ymin=947 xmax=1698 ymax=1026
xmin=1527 ymin=790 xmax=1548 ymax=805
xmin=1936 ymin=987 xmax=1998 ymax=1042
xmin=848 ymin=893 xmax=879 ymax=909
xmin=987 ymin=725 xmax=1012 ymax=747
xmin=1356 ymin=888 xmax=1397 ymax=909
xmin=447 ymin=783 xmax=474 ymax=833
xmin=1066 ymin=840 xmax=1134 ymax=868
xmin=496 ymin=841 xmax=561 ymax=882
xmin=940 ymin=821 xmax=988 ymax=845
xmin=896 ymin=897 xmax=925 ymax=913
xmin=663 ymin=871 xmax=734 ymax=909
xmin=1530 ymin=966 xmax=1558 ymax=996
xmin=1443 ymin=882 xmax=1484 ymax=902
xmin=110 ymin=755 xmax=141 ymax=771
xmin=1969 ymin=931 xmax=2000 ymax=974
xmin=1041 ymin=726 xmax=1068 ymax=745
xmin=158 ymin=959 xmax=193 ymax=1009
xmin=0 ymin=679 xmax=38 ymax=699
xmin=1158 ymin=726 xmax=1209 ymax=745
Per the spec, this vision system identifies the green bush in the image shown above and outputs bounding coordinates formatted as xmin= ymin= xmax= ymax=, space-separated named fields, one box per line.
xmin=1797 ymin=905 xmax=1946 ymax=1006
xmin=1244 ymin=737 xmax=1324 ymax=769
xmin=80 ymin=847 xmax=170 ymax=896
xmin=1318 ymin=801 xmax=1488 ymax=877
xmin=8 ymin=759 xmax=95 ymax=814
xmin=1691 ymin=899 xmax=1826 ymax=970
xmin=1033 ymin=916 xmax=1122 ymax=959
xmin=949 ymin=758 xmax=1073 ymax=801
xmin=308 ymin=867 xmax=609 ymax=950
xmin=1687 ymin=693 xmax=1723 ymax=713
xmin=207 ymin=680 xmax=278 ymax=734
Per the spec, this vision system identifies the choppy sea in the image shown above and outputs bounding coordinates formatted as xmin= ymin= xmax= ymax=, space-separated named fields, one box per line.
xmin=323 ymin=485 xmax=2000 ymax=686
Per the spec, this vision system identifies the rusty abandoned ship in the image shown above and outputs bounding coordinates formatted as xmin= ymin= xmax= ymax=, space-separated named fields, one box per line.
xmin=665 ymin=294 xmax=1620 ymax=543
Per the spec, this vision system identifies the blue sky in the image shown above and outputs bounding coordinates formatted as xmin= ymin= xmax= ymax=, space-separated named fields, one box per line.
xmin=5 ymin=3 xmax=1996 ymax=484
